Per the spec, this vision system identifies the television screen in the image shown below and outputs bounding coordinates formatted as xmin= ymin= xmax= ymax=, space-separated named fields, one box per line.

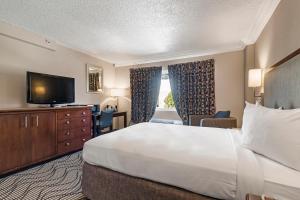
xmin=27 ymin=72 xmax=75 ymax=105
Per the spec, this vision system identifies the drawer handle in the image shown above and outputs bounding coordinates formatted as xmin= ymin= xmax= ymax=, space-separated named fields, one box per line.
xmin=82 ymin=119 xmax=86 ymax=122
xmin=65 ymin=142 xmax=70 ymax=146
xmin=66 ymin=113 xmax=71 ymax=117
xmin=65 ymin=131 xmax=70 ymax=136
xmin=82 ymin=138 xmax=86 ymax=142
xmin=66 ymin=120 xmax=70 ymax=124
xmin=25 ymin=115 xmax=28 ymax=128
xmin=81 ymin=128 xmax=86 ymax=132
xmin=82 ymin=112 xmax=86 ymax=115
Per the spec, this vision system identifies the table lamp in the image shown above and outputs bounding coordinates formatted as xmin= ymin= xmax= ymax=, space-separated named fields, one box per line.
xmin=110 ymin=88 xmax=125 ymax=111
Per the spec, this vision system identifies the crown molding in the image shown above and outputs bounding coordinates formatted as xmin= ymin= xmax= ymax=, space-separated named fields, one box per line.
xmin=242 ymin=0 xmax=281 ymax=45
xmin=114 ymin=45 xmax=246 ymax=67
xmin=0 ymin=0 xmax=281 ymax=67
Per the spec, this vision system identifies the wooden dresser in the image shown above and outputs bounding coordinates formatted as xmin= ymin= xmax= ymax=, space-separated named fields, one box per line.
xmin=0 ymin=106 xmax=92 ymax=175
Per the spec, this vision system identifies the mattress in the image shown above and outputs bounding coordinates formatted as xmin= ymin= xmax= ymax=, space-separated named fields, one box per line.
xmin=234 ymin=131 xmax=300 ymax=200
xmin=83 ymin=123 xmax=239 ymax=200
xmin=83 ymin=123 xmax=299 ymax=200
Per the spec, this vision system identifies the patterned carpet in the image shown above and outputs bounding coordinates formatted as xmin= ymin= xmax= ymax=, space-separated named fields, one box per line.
xmin=0 ymin=152 xmax=86 ymax=200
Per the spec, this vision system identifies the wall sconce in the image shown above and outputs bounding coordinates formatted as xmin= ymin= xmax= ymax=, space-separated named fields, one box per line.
xmin=248 ymin=68 xmax=263 ymax=102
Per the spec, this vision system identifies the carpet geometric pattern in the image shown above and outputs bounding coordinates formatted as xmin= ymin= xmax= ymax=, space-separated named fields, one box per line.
xmin=0 ymin=152 xmax=85 ymax=200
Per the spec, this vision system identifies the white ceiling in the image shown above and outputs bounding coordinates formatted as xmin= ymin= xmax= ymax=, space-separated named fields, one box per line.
xmin=0 ymin=0 xmax=280 ymax=67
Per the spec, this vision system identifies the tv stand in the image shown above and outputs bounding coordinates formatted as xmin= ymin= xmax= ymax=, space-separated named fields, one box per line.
xmin=0 ymin=106 xmax=92 ymax=175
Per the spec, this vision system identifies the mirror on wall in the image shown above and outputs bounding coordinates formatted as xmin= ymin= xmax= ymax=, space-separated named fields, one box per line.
xmin=86 ymin=64 xmax=103 ymax=93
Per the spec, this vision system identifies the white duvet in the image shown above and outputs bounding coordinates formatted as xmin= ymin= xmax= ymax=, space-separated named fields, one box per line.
xmin=83 ymin=123 xmax=262 ymax=200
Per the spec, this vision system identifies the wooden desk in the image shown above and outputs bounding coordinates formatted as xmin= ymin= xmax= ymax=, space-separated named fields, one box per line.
xmin=93 ymin=111 xmax=127 ymax=135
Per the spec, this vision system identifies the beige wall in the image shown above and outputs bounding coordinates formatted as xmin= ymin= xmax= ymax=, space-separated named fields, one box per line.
xmin=0 ymin=21 xmax=115 ymax=109
xmin=115 ymin=50 xmax=245 ymax=127
xmin=255 ymin=0 xmax=300 ymax=69
xmin=244 ymin=45 xmax=255 ymax=103
xmin=0 ymin=20 xmax=245 ymax=128
xmin=116 ymin=0 xmax=300 ymax=128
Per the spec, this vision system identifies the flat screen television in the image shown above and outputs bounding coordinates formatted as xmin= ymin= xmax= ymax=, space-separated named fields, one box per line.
xmin=27 ymin=72 xmax=75 ymax=106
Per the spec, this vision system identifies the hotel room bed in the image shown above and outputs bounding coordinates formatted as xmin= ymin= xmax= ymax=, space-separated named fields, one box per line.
xmin=82 ymin=123 xmax=300 ymax=200
xmin=83 ymin=123 xmax=238 ymax=200
xmin=82 ymin=49 xmax=300 ymax=200
xmin=82 ymin=162 xmax=214 ymax=200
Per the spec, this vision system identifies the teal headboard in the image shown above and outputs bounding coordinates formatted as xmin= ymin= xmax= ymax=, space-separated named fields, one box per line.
xmin=264 ymin=49 xmax=300 ymax=109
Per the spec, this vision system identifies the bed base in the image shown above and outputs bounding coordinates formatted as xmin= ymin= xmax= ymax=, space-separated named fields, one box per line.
xmin=82 ymin=162 xmax=216 ymax=200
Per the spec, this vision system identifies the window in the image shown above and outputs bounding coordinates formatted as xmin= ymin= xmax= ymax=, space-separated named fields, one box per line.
xmin=157 ymin=73 xmax=175 ymax=109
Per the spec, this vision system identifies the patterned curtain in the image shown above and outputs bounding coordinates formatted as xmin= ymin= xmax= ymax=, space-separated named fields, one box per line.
xmin=168 ymin=59 xmax=215 ymax=124
xmin=130 ymin=66 xmax=162 ymax=124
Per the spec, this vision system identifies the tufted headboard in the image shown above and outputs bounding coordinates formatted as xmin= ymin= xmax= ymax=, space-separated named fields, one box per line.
xmin=264 ymin=49 xmax=300 ymax=109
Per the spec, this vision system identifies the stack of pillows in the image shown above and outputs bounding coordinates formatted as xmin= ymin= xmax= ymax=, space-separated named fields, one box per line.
xmin=241 ymin=102 xmax=300 ymax=171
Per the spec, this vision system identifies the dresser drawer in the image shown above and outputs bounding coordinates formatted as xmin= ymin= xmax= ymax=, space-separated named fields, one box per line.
xmin=57 ymin=109 xmax=91 ymax=120
xmin=57 ymin=117 xmax=91 ymax=130
xmin=57 ymin=135 xmax=91 ymax=155
xmin=57 ymin=127 xmax=91 ymax=142
xmin=57 ymin=139 xmax=82 ymax=155
xmin=58 ymin=129 xmax=75 ymax=142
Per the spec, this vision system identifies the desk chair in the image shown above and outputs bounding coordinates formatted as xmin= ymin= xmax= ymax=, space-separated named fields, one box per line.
xmin=98 ymin=110 xmax=114 ymax=136
xmin=91 ymin=105 xmax=101 ymax=137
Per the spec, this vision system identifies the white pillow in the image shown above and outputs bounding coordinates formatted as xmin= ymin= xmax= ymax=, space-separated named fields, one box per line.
xmin=242 ymin=102 xmax=300 ymax=171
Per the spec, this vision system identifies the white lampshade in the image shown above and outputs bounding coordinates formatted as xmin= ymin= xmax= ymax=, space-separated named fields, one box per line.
xmin=110 ymin=88 xmax=125 ymax=97
xmin=248 ymin=69 xmax=262 ymax=87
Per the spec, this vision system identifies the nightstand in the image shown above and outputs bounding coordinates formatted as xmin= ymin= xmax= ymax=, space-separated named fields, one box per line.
xmin=246 ymin=194 xmax=276 ymax=200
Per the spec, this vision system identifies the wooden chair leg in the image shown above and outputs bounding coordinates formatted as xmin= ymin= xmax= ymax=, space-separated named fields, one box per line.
xmin=92 ymin=115 xmax=97 ymax=137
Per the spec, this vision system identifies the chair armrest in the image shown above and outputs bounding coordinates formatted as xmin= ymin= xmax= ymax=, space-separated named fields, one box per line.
xmin=201 ymin=117 xmax=237 ymax=129
xmin=188 ymin=114 xmax=213 ymax=126
xmin=246 ymin=194 xmax=276 ymax=200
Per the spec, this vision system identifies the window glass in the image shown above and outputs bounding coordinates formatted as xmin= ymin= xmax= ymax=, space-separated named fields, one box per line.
xmin=157 ymin=73 xmax=175 ymax=109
